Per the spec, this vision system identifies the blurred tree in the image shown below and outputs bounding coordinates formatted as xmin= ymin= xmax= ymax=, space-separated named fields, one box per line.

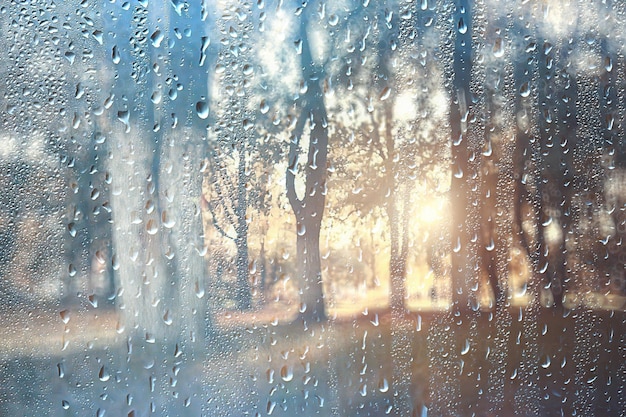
xmin=285 ymin=7 xmax=330 ymax=323
xmin=204 ymin=2 xmax=257 ymax=311
xmin=448 ymin=0 xmax=479 ymax=310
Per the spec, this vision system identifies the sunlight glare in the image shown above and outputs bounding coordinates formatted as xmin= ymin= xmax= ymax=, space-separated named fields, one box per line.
xmin=418 ymin=195 xmax=448 ymax=227
xmin=394 ymin=90 xmax=417 ymax=123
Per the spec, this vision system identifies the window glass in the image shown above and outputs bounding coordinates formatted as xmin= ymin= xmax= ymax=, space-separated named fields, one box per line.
xmin=1 ymin=1 xmax=624 ymax=416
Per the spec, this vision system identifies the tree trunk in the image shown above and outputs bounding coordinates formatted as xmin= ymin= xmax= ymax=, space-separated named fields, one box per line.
xmin=388 ymin=192 xmax=408 ymax=312
xmin=388 ymin=211 xmax=405 ymax=311
xmin=286 ymin=14 xmax=328 ymax=323
xmin=234 ymin=140 xmax=252 ymax=310
xmin=258 ymin=237 xmax=267 ymax=306
xmin=296 ymin=216 xmax=326 ymax=323
xmin=449 ymin=0 xmax=476 ymax=310
xmin=235 ymin=233 xmax=252 ymax=310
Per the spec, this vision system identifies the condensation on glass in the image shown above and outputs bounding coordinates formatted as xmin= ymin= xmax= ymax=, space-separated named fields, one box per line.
xmin=0 ymin=1 xmax=624 ymax=416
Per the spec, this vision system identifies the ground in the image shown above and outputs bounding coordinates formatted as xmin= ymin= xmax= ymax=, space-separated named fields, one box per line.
xmin=1 ymin=294 xmax=625 ymax=416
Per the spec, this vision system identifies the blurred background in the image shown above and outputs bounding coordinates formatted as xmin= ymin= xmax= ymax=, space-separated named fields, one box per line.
xmin=0 ymin=0 xmax=625 ymax=416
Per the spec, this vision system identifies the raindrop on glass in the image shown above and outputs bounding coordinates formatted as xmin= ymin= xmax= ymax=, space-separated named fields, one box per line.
xmin=196 ymin=101 xmax=209 ymax=119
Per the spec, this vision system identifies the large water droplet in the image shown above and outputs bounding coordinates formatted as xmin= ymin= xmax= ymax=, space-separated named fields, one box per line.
xmin=378 ymin=377 xmax=389 ymax=392
xmin=520 ymin=81 xmax=530 ymax=98
xmin=453 ymin=237 xmax=461 ymax=253
xmin=98 ymin=366 xmax=110 ymax=382
xmin=60 ymin=310 xmax=70 ymax=324
xmin=280 ymin=365 xmax=293 ymax=382
xmin=461 ymin=339 xmax=470 ymax=355
xmin=492 ymin=37 xmax=504 ymax=58
xmin=195 ymin=281 xmax=205 ymax=298
xmin=259 ymin=99 xmax=269 ymax=114
xmin=146 ymin=219 xmax=158 ymax=235
xmin=196 ymin=101 xmax=209 ymax=119
xmin=64 ymin=51 xmax=76 ymax=65
xmin=163 ymin=310 xmax=172 ymax=326
xmin=112 ymin=45 xmax=120 ymax=64
xmin=150 ymin=30 xmax=164 ymax=47
xmin=458 ymin=17 xmax=467 ymax=34
xmin=267 ymin=400 xmax=276 ymax=415
xmin=161 ymin=210 xmax=175 ymax=228
xmin=151 ymin=91 xmax=162 ymax=104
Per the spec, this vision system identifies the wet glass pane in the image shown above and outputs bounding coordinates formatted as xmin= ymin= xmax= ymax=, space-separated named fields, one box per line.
xmin=1 ymin=1 xmax=625 ymax=416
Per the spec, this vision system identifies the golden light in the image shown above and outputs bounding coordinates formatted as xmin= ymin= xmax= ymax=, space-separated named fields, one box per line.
xmin=418 ymin=197 xmax=446 ymax=225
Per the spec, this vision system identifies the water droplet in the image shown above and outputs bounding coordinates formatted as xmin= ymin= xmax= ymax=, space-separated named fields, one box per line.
xmin=64 ymin=51 xmax=75 ymax=65
xmin=116 ymin=321 xmax=125 ymax=334
xmin=259 ymin=99 xmax=269 ymax=114
xmin=453 ymin=237 xmax=461 ymax=253
xmin=98 ymin=366 xmax=110 ymax=382
xmin=60 ymin=310 xmax=70 ymax=324
xmin=461 ymin=339 xmax=470 ymax=355
xmin=378 ymin=377 xmax=389 ymax=392
xmin=520 ymin=81 xmax=530 ymax=97
xmin=161 ymin=210 xmax=175 ymax=228
xmin=492 ymin=37 xmax=504 ymax=58
xmin=243 ymin=119 xmax=254 ymax=131
xmin=163 ymin=310 xmax=172 ymax=325
xmin=196 ymin=101 xmax=209 ymax=119
xmin=280 ymin=365 xmax=293 ymax=382
xmin=68 ymin=223 xmax=77 ymax=237
xmin=150 ymin=30 xmax=164 ymax=47
xmin=112 ymin=45 xmax=120 ymax=64
xmin=151 ymin=91 xmax=162 ymax=104
xmin=458 ymin=17 xmax=467 ymax=34
xmin=242 ymin=64 xmax=254 ymax=76
xmin=379 ymin=86 xmax=391 ymax=101
xmin=117 ymin=110 xmax=130 ymax=128
xmin=86 ymin=293 xmax=98 ymax=308
xmin=62 ymin=400 xmax=70 ymax=410
xmin=112 ymin=255 xmax=120 ymax=271
xmin=267 ymin=400 xmax=276 ymax=415
xmin=75 ymin=83 xmax=85 ymax=99
xmin=171 ymin=0 xmax=186 ymax=15
xmin=194 ymin=281 xmax=205 ymax=298
xmin=91 ymin=188 xmax=100 ymax=200
xmin=146 ymin=219 xmax=158 ymax=235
